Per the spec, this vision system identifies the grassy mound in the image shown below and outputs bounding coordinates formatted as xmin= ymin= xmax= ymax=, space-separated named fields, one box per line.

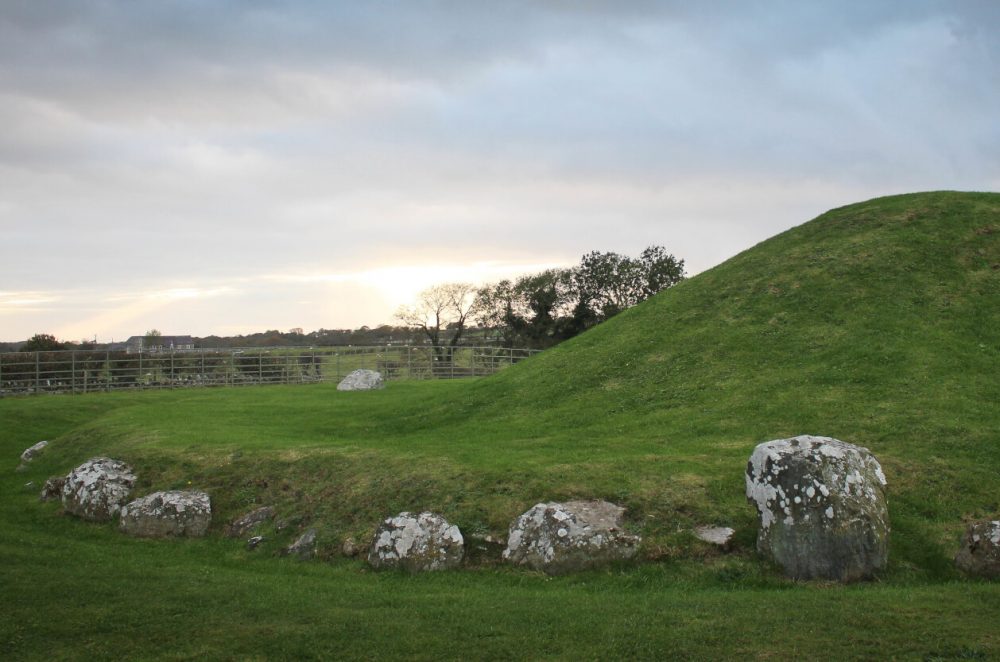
xmin=3 ymin=191 xmax=999 ymax=658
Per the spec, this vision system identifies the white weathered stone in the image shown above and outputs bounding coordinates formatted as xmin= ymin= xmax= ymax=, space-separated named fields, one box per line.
xmin=336 ymin=369 xmax=385 ymax=391
xmin=955 ymin=520 xmax=1000 ymax=578
xmin=282 ymin=528 xmax=317 ymax=560
xmin=20 ymin=440 xmax=48 ymax=463
xmin=694 ymin=526 xmax=735 ymax=549
xmin=368 ymin=511 xmax=464 ymax=572
xmin=503 ymin=500 xmax=640 ymax=575
xmin=61 ymin=457 xmax=137 ymax=522
xmin=225 ymin=505 xmax=275 ymax=538
xmin=745 ymin=435 xmax=889 ymax=581
xmin=120 ymin=490 xmax=212 ymax=537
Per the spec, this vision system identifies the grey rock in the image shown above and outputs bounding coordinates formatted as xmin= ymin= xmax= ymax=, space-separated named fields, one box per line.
xmin=746 ymin=435 xmax=889 ymax=581
xmin=502 ymin=500 xmax=641 ymax=575
xmin=119 ymin=490 xmax=212 ymax=537
xmin=282 ymin=528 xmax=317 ymax=560
xmin=955 ymin=520 xmax=1000 ymax=578
xmin=336 ymin=369 xmax=385 ymax=391
xmin=341 ymin=537 xmax=360 ymax=557
xmin=40 ymin=475 xmax=66 ymax=501
xmin=62 ymin=457 xmax=137 ymax=521
xmin=20 ymin=440 xmax=49 ymax=463
xmin=368 ymin=512 xmax=464 ymax=572
xmin=247 ymin=535 xmax=266 ymax=551
xmin=225 ymin=506 xmax=275 ymax=538
xmin=695 ymin=526 xmax=736 ymax=549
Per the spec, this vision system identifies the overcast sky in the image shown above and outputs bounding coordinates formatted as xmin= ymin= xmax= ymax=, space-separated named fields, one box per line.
xmin=2 ymin=1 xmax=998 ymax=342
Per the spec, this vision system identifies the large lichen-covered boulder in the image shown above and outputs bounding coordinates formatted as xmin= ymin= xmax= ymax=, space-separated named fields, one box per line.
xmin=502 ymin=500 xmax=641 ymax=575
xmin=955 ymin=520 xmax=1000 ymax=578
xmin=368 ymin=512 xmax=464 ymax=572
xmin=61 ymin=457 xmax=137 ymax=522
xmin=337 ymin=369 xmax=385 ymax=391
xmin=119 ymin=491 xmax=212 ymax=537
xmin=746 ymin=435 xmax=889 ymax=581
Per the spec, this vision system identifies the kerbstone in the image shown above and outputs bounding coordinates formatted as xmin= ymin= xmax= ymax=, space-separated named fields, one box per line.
xmin=61 ymin=457 xmax=137 ymax=522
xmin=745 ymin=435 xmax=889 ymax=581
xmin=368 ymin=512 xmax=464 ymax=572
xmin=20 ymin=440 xmax=49 ymax=463
xmin=955 ymin=520 xmax=1000 ymax=578
xmin=120 ymin=490 xmax=212 ymax=537
xmin=503 ymin=500 xmax=640 ymax=575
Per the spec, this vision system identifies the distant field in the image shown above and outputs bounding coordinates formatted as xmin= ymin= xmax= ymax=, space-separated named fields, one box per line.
xmin=2 ymin=192 xmax=999 ymax=659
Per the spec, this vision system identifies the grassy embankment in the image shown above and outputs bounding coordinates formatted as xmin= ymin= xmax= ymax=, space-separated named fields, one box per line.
xmin=2 ymin=191 xmax=999 ymax=659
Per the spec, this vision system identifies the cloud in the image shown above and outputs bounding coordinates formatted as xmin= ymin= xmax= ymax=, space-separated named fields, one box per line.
xmin=1 ymin=1 xmax=997 ymax=340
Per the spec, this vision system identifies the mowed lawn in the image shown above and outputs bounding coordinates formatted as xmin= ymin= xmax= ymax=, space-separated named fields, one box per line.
xmin=2 ymin=383 xmax=998 ymax=661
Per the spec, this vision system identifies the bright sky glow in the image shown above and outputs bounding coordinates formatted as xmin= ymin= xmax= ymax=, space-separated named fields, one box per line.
xmin=1 ymin=1 xmax=998 ymax=341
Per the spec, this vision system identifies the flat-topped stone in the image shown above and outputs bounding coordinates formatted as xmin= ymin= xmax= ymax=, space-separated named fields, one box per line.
xmin=503 ymin=500 xmax=641 ymax=575
xmin=337 ymin=369 xmax=385 ymax=391
xmin=120 ymin=490 xmax=212 ymax=537
xmin=695 ymin=526 xmax=735 ymax=549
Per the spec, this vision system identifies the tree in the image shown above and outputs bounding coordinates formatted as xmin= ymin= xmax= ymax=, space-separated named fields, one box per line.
xmin=573 ymin=246 xmax=684 ymax=321
xmin=637 ymin=245 xmax=685 ymax=299
xmin=472 ymin=279 xmax=524 ymax=347
xmin=396 ymin=283 xmax=477 ymax=364
xmin=22 ymin=333 xmax=65 ymax=352
xmin=472 ymin=245 xmax=685 ymax=349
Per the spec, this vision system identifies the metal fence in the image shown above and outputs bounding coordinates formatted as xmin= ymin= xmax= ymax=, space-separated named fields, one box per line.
xmin=0 ymin=345 xmax=542 ymax=397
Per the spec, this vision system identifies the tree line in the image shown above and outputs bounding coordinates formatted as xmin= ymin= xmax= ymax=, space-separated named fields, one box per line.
xmin=397 ymin=246 xmax=684 ymax=354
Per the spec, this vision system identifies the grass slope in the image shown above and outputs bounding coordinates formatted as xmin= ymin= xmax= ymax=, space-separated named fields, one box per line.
xmin=2 ymin=191 xmax=999 ymax=659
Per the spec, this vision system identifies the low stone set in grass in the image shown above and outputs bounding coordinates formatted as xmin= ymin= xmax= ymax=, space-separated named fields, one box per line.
xmin=19 ymin=430 xmax=1000 ymax=581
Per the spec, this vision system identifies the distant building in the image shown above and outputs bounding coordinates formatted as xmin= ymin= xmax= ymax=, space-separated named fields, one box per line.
xmin=125 ymin=335 xmax=195 ymax=354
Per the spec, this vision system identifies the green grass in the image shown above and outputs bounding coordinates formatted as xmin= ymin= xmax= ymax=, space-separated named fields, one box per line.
xmin=2 ymin=191 xmax=999 ymax=659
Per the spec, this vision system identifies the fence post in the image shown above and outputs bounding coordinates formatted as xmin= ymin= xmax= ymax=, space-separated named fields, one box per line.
xmin=258 ymin=352 xmax=263 ymax=384
xmin=170 ymin=350 xmax=175 ymax=385
xmin=138 ymin=350 xmax=143 ymax=388
xmin=106 ymin=350 xmax=111 ymax=392
xmin=35 ymin=351 xmax=40 ymax=394
xmin=71 ymin=350 xmax=76 ymax=394
xmin=200 ymin=349 xmax=205 ymax=383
